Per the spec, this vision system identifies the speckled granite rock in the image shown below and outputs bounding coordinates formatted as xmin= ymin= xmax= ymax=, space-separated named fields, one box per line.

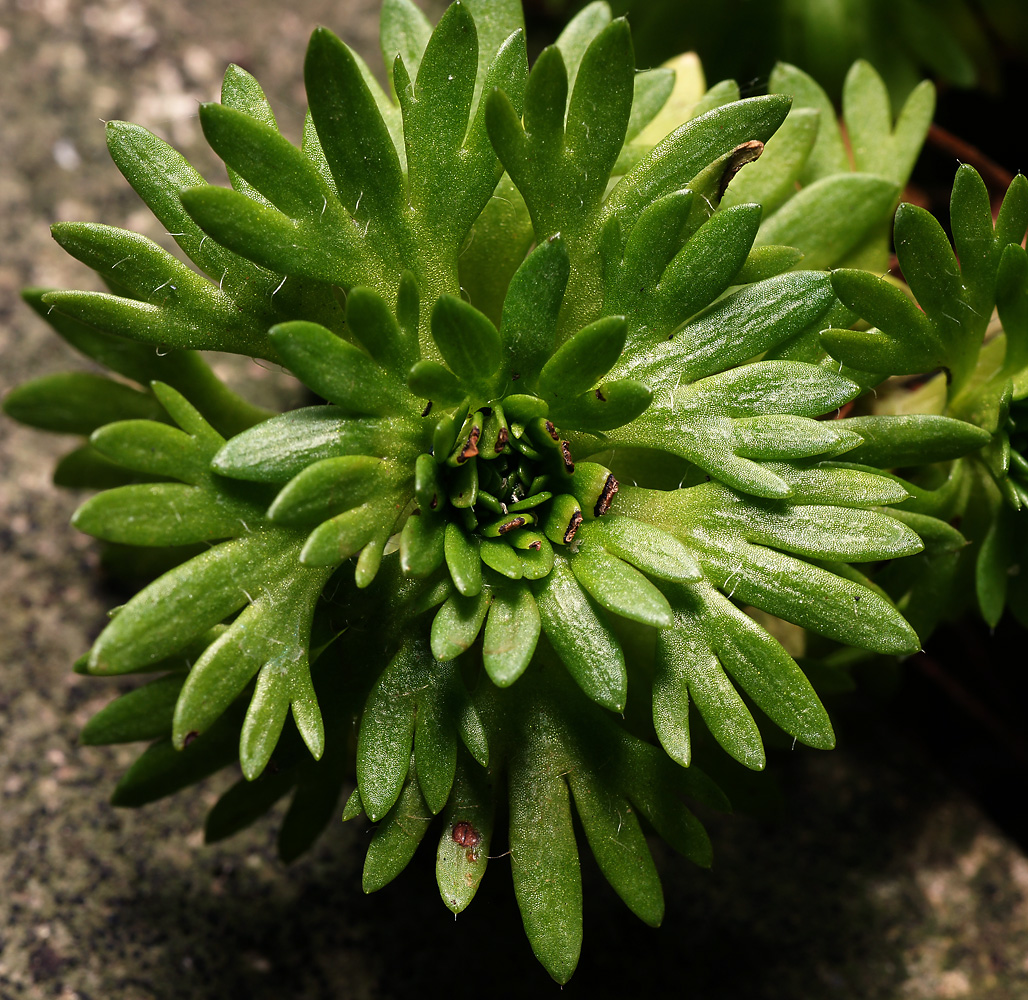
xmin=3 ymin=3 xmax=1028 ymax=998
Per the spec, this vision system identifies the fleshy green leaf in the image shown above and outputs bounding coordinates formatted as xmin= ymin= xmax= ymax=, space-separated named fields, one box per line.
xmin=430 ymin=590 xmax=491 ymax=661
xmin=532 ymin=552 xmax=627 ymax=710
xmin=482 ymin=582 xmax=541 ymax=685
xmin=270 ymin=320 xmax=406 ymax=415
xmin=80 ymin=673 xmax=184 ymax=745
xmin=3 ymin=372 xmax=161 ymax=434
xmin=363 ymin=759 xmax=434 ymax=891
xmin=88 ymin=531 xmax=303 ymax=674
xmin=570 ymin=546 xmax=673 ymax=627
xmin=568 ymin=767 xmax=664 ymax=927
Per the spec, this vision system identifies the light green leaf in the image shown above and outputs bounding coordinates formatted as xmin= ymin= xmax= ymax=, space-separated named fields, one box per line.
xmin=482 ymin=582 xmax=540 ymax=685
xmin=570 ymin=545 xmax=673 ymax=627
xmin=755 ymin=174 xmax=901 ymax=270
xmin=430 ymin=590 xmax=491 ymax=661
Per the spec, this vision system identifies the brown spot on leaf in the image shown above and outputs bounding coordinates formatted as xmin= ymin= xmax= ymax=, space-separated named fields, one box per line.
xmin=457 ymin=425 xmax=480 ymax=464
xmin=452 ymin=821 xmax=481 ymax=850
xmin=718 ymin=140 xmax=765 ymax=199
xmin=561 ymin=441 xmax=574 ymax=474
xmin=495 ymin=426 xmax=509 ymax=452
xmin=563 ymin=508 xmax=584 ymax=543
xmin=595 ymin=387 xmax=606 ymax=402
xmin=594 ymin=474 xmax=619 ymax=516
xmin=498 ymin=517 xmax=527 ymax=535
xmin=421 ymin=401 xmax=433 ymax=417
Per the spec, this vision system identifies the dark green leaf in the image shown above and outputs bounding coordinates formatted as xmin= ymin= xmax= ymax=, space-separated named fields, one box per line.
xmin=568 ymin=767 xmax=664 ymax=926
xmin=692 ymin=532 xmax=920 ymax=654
xmin=755 ymin=175 xmax=901 ymax=270
xmin=363 ymin=762 xmax=433 ymax=891
xmin=53 ymin=444 xmax=142 ymax=490
xmin=721 ymin=108 xmax=819 ymax=215
xmin=90 ymin=419 xmax=212 ymax=484
xmin=413 ymin=663 xmax=460 ymax=813
xmin=479 ymin=538 xmax=523 ymax=579
xmin=533 ymin=552 xmax=626 ymax=710
xmin=430 ymin=591 xmax=491 ymax=661
xmin=680 ymin=361 xmax=858 ymax=418
xmin=547 ymin=379 xmax=651 ymax=432
xmin=268 ymin=456 xmax=390 ymax=526
xmin=732 ymin=245 xmax=805 ymax=284
xmin=631 ymin=203 xmax=763 ymax=338
xmin=220 ymin=64 xmax=279 ymax=203
xmin=482 ymin=582 xmax=540 ymax=686
xmin=111 ymin=719 xmax=240 ymax=808
xmin=562 ymin=19 xmax=634 ymax=210
xmin=538 ymin=315 xmax=627 ymax=399
xmin=306 ymin=27 xmax=406 ymax=247
xmin=613 ymin=271 xmax=836 ymax=389
xmin=498 ymin=234 xmax=569 ymax=386
xmin=300 ymin=500 xmax=393 ymax=566
xmin=81 ymin=673 xmax=184 ymax=745
xmin=655 ymin=624 xmax=765 ymax=769
xmin=205 ymin=771 xmax=295 ymax=844
xmin=605 ymin=95 xmax=792 ymax=237
xmin=407 ymin=361 xmax=466 ymax=405
xmin=444 ymin=522 xmax=483 ymax=596
xmin=400 ymin=510 xmax=446 ymax=577
xmin=213 ymin=407 xmax=418 ymax=483
xmin=579 ymin=516 xmax=701 ymax=582
xmin=694 ymin=582 xmax=834 ymax=750
xmin=347 ymin=285 xmax=419 ymax=376
xmin=570 ymin=545 xmax=673 ymax=627
xmin=508 ymin=755 xmax=581 ymax=983
xmin=180 ymin=185 xmax=365 ymax=288
xmin=356 ymin=643 xmax=419 ymax=821
xmin=3 ymin=372 xmax=161 ymax=434
xmin=88 ymin=531 xmax=301 ymax=674
xmin=436 ymin=751 xmax=493 ymax=913
xmin=170 ymin=565 xmax=328 ymax=759
xmin=838 ymin=414 xmax=991 ymax=466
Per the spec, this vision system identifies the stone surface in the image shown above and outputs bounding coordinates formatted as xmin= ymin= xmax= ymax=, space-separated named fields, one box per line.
xmin=3 ymin=2 xmax=1028 ymax=998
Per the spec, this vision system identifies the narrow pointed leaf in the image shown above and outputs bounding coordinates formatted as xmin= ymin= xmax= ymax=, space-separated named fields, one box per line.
xmin=268 ymin=456 xmax=390 ymax=526
xmin=533 ymin=552 xmax=627 ymax=710
xmin=538 ymin=315 xmax=628 ymax=399
xmin=568 ymin=768 xmax=664 ymax=926
xmin=270 ymin=320 xmax=405 ymax=415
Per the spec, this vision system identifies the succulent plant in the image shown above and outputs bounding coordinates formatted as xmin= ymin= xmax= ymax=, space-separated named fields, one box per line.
xmin=7 ymin=0 xmax=1026 ymax=983
xmin=821 ymin=164 xmax=1028 ymax=641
